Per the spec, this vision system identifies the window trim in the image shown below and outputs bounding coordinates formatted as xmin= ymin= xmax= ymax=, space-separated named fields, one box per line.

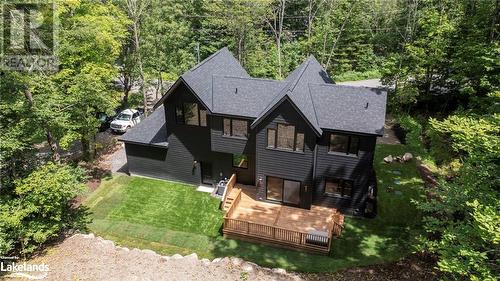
xmin=328 ymin=133 xmax=359 ymax=156
xmin=221 ymin=118 xmax=249 ymax=139
xmin=266 ymin=123 xmax=305 ymax=153
xmin=175 ymin=102 xmax=207 ymax=127
xmin=232 ymin=154 xmax=248 ymax=169
xmin=323 ymin=177 xmax=353 ymax=198
xmin=265 ymin=176 xmax=301 ymax=206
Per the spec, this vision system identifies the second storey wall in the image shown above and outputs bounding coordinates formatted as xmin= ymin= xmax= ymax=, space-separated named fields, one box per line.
xmin=313 ymin=133 xmax=376 ymax=214
xmin=255 ymin=100 xmax=316 ymax=208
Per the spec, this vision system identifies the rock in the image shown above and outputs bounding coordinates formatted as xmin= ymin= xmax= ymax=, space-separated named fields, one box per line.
xmin=200 ymin=258 xmax=210 ymax=266
xmin=395 ymin=156 xmax=402 ymax=162
xmin=231 ymin=257 xmax=243 ymax=266
xmin=383 ymin=155 xmax=393 ymax=163
xmin=120 ymin=247 xmax=130 ymax=252
xmin=402 ymin=152 xmax=413 ymax=162
xmin=272 ymin=268 xmax=287 ymax=275
xmin=211 ymin=258 xmax=222 ymax=263
xmin=184 ymin=253 xmax=198 ymax=260
xmin=242 ymin=263 xmax=254 ymax=272
xmin=142 ymin=249 xmax=156 ymax=255
xmin=171 ymin=254 xmax=183 ymax=259
xmin=82 ymin=233 xmax=95 ymax=239
xmin=160 ymin=256 xmax=170 ymax=261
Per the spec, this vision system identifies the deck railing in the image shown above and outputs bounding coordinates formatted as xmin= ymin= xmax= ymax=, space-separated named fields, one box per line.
xmin=221 ymin=173 xmax=237 ymax=210
xmin=223 ymin=217 xmax=333 ymax=253
xmin=225 ymin=188 xmax=242 ymax=218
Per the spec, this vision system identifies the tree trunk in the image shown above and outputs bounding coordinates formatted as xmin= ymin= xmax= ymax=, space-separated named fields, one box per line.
xmin=45 ymin=127 xmax=60 ymax=163
xmin=81 ymin=137 xmax=92 ymax=162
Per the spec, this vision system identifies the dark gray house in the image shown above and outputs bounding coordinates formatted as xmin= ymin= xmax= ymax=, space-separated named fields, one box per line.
xmin=120 ymin=47 xmax=386 ymax=216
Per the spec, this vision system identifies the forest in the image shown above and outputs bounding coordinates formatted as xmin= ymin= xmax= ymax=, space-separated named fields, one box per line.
xmin=0 ymin=0 xmax=498 ymax=279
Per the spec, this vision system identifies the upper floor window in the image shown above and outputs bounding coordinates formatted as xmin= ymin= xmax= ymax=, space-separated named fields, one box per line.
xmin=329 ymin=133 xmax=359 ymax=155
xmin=176 ymin=103 xmax=207 ymax=127
xmin=223 ymin=118 xmax=248 ymax=139
xmin=325 ymin=178 xmax=352 ymax=198
xmin=267 ymin=124 xmax=304 ymax=152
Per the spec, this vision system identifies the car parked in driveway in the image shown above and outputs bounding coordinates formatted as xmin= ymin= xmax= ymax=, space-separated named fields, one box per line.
xmin=110 ymin=109 xmax=142 ymax=133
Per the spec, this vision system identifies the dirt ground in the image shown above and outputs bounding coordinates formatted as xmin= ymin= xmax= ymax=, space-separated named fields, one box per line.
xmin=2 ymin=234 xmax=440 ymax=281
xmin=4 ymin=234 xmax=301 ymax=281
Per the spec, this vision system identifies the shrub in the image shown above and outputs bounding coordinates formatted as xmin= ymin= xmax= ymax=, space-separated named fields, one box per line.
xmin=0 ymin=163 xmax=87 ymax=256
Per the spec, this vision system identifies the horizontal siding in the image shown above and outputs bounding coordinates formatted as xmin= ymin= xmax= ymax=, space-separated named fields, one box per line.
xmin=126 ymin=82 xmax=234 ymax=184
xmin=210 ymin=116 xmax=255 ymax=155
xmin=313 ymin=134 xmax=376 ymax=215
xmin=255 ymin=100 xmax=315 ymax=209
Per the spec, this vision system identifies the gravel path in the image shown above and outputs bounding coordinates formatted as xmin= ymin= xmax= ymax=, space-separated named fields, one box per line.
xmin=20 ymin=234 xmax=301 ymax=281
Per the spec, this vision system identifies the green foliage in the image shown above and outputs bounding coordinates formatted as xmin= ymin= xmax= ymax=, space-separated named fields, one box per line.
xmin=396 ymin=115 xmax=426 ymax=156
xmin=414 ymin=113 xmax=499 ymax=280
xmin=0 ymin=163 xmax=87 ymax=256
xmin=381 ymin=0 xmax=499 ymax=112
xmin=333 ymin=69 xmax=381 ymax=82
xmin=428 ymin=114 xmax=500 ymax=160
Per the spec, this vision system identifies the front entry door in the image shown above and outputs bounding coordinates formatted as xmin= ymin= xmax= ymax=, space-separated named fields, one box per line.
xmin=201 ymin=162 xmax=213 ymax=185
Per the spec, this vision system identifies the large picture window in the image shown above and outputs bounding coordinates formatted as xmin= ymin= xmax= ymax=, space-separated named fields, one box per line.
xmin=222 ymin=118 xmax=248 ymax=139
xmin=329 ymin=134 xmax=359 ymax=155
xmin=175 ymin=102 xmax=207 ymax=127
xmin=267 ymin=124 xmax=304 ymax=152
xmin=324 ymin=178 xmax=352 ymax=198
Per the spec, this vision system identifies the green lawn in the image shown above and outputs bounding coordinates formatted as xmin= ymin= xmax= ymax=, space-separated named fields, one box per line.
xmin=84 ymin=144 xmax=425 ymax=272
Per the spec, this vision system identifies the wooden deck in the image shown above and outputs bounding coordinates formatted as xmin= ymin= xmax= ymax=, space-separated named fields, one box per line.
xmin=222 ymin=181 xmax=344 ymax=254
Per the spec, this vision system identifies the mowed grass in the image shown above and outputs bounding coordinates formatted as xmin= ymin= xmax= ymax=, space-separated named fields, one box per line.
xmin=84 ymin=144 xmax=425 ymax=272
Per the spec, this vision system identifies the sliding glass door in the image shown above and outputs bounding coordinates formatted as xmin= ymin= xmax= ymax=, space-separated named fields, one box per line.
xmin=266 ymin=176 xmax=301 ymax=206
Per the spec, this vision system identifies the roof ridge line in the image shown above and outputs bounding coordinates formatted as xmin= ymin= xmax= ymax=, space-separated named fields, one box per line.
xmin=189 ymin=47 xmax=227 ymax=72
xmin=219 ymin=75 xmax=286 ymax=83
xmin=307 ymin=83 xmax=321 ymax=127
xmin=310 ymin=82 xmax=383 ymax=91
xmin=289 ymin=59 xmax=311 ymax=92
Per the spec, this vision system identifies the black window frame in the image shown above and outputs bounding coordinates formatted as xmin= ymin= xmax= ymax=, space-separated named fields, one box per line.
xmin=232 ymin=154 xmax=248 ymax=169
xmin=324 ymin=178 xmax=353 ymax=198
xmin=266 ymin=123 xmax=305 ymax=152
xmin=221 ymin=118 xmax=249 ymax=139
xmin=328 ymin=133 xmax=359 ymax=156
xmin=265 ymin=176 xmax=301 ymax=206
xmin=175 ymin=102 xmax=207 ymax=127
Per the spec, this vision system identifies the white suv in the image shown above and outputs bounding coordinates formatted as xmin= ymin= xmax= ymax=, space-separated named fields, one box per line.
xmin=110 ymin=109 xmax=142 ymax=133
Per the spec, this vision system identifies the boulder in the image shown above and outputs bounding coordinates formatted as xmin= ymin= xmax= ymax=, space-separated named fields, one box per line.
xmin=383 ymin=155 xmax=394 ymax=163
xmin=402 ymin=152 xmax=413 ymax=162
xmin=171 ymin=254 xmax=183 ymax=260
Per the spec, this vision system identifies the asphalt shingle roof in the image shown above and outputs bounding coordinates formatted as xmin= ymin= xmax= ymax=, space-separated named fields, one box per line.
xmin=181 ymin=47 xmax=249 ymax=110
xmin=118 ymin=105 xmax=168 ymax=147
xmin=309 ymin=84 xmax=387 ymax=135
xmin=152 ymin=47 xmax=387 ymax=137
xmin=212 ymin=76 xmax=287 ymax=118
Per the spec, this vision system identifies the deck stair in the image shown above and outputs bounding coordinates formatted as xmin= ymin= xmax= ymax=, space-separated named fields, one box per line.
xmin=222 ymin=187 xmax=241 ymax=211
